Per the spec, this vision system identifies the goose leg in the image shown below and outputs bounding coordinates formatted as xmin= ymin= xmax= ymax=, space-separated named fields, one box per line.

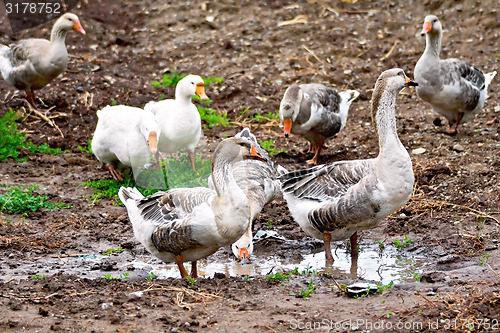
xmin=103 ymin=163 xmax=123 ymax=181
xmin=307 ymin=139 xmax=324 ymax=165
xmin=190 ymin=261 xmax=198 ymax=278
xmin=175 ymin=255 xmax=189 ymax=278
xmin=26 ymin=90 xmax=39 ymax=110
xmin=323 ymin=232 xmax=334 ymax=263
xmin=189 ymin=152 xmax=196 ymax=170
xmin=445 ymin=112 xmax=463 ymax=135
xmin=350 ymin=232 xmax=359 ymax=256
xmin=307 ymin=142 xmax=315 ymax=154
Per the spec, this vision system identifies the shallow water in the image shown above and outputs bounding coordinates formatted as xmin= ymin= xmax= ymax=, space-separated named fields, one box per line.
xmin=138 ymin=242 xmax=426 ymax=284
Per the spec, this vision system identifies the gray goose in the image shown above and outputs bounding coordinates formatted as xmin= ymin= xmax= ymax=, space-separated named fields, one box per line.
xmin=279 ymin=84 xmax=359 ymax=165
xmin=279 ymin=69 xmax=417 ymax=263
xmin=414 ymin=15 xmax=496 ymax=135
xmin=0 ymin=13 xmax=86 ymax=110
xmin=208 ymin=128 xmax=281 ymax=264
xmin=119 ymin=137 xmax=267 ymax=278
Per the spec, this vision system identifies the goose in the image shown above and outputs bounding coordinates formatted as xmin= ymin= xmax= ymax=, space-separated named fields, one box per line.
xmin=279 ymin=84 xmax=359 ymax=165
xmin=0 ymin=13 xmax=86 ymax=110
xmin=414 ymin=15 xmax=496 ymax=135
xmin=91 ymin=105 xmax=160 ymax=181
xmin=279 ymin=69 xmax=417 ymax=263
xmin=208 ymin=128 xmax=281 ymax=264
xmin=145 ymin=75 xmax=208 ymax=170
xmin=118 ymin=137 xmax=267 ymax=278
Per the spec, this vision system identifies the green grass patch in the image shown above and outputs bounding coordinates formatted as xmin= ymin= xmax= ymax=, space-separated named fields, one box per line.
xmin=83 ymin=154 xmax=212 ymax=205
xmin=0 ymin=109 xmax=65 ymax=162
xmin=259 ymin=138 xmax=285 ymax=156
xmin=249 ymin=110 xmax=280 ymax=122
xmin=152 ymin=71 xmax=223 ymax=87
xmin=197 ymin=105 xmax=230 ymax=129
xmin=0 ymin=184 xmax=71 ymax=214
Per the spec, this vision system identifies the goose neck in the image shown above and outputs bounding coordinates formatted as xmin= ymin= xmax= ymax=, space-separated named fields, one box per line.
xmin=372 ymin=89 xmax=401 ymax=153
xmin=50 ymin=26 xmax=68 ymax=44
xmin=423 ymin=31 xmax=441 ymax=59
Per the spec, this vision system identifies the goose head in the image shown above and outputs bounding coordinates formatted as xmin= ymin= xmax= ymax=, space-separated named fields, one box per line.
xmin=371 ymin=68 xmax=417 ymax=132
xmin=175 ymin=74 xmax=208 ymax=101
xmin=213 ymin=137 xmax=268 ymax=168
xmin=279 ymin=84 xmax=302 ymax=138
xmin=55 ymin=13 xmax=86 ymax=35
xmin=139 ymin=112 xmax=161 ymax=155
xmin=232 ymin=235 xmax=253 ymax=265
xmin=420 ymin=15 xmax=441 ymax=37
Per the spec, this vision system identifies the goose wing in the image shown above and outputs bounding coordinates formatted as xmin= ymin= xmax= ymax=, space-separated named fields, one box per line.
xmin=440 ymin=59 xmax=485 ymax=110
xmin=301 ymin=84 xmax=343 ymax=136
xmin=136 ymin=187 xmax=214 ymax=254
xmin=280 ymin=159 xmax=373 ymax=202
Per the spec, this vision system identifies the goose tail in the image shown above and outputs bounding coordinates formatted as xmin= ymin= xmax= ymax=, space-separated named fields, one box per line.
xmin=484 ymin=71 xmax=497 ymax=90
xmin=118 ymin=187 xmax=144 ymax=209
xmin=0 ymin=45 xmax=13 ymax=81
xmin=337 ymin=89 xmax=360 ymax=130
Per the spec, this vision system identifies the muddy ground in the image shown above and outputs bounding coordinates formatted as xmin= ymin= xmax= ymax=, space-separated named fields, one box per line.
xmin=0 ymin=0 xmax=499 ymax=332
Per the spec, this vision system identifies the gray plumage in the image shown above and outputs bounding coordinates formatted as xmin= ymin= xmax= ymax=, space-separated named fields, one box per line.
xmin=414 ymin=15 xmax=496 ymax=134
xmin=0 ymin=13 xmax=85 ymax=108
xmin=280 ymin=69 xmax=416 ymax=262
xmin=279 ymin=83 xmax=359 ymax=164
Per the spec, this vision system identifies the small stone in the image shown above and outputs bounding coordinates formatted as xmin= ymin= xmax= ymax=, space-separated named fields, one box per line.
xmin=76 ymin=86 xmax=84 ymax=93
xmin=452 ymin=144 xmax=465 ymax=152
xmin=101 ymin=303 xmax=113 ymax=310
xmin=412 ymin=147 xmax=426 ymax=155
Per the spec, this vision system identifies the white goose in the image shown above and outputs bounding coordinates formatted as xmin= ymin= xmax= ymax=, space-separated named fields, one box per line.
xmin=118 ymin=137 xmax=267 ymax=278
xmin=414 ymin=15 xmax=496 ymax=135
xmin=279 ymin=84 xmax=359 ymax=165
xmin=0 ymin=13 xmax=86 ymax=110
xmin=208 ymin=128 xmax=281 ymax=264
xmin=145 ymin=75 xmax=208 ymax=170
xmin=279 ymin=69 xmax=417 ymax=263
xmin=91 ymin=105 xmax=160 ymax=181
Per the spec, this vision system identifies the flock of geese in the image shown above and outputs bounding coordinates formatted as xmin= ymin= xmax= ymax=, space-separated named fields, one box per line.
xmin=0 ymin=13 xmax=496 ymax=278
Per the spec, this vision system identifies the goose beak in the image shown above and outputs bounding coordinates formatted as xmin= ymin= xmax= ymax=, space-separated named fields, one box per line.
xmin=405 ymin=76 xmax=418 ymax=87
xmin=283 ymin=118 xmax=292 ymax=138
xmin=249 ymin=145 xmax=267 ymax=162
xmin=239 ymin=248 xmax=250 ymax=265
xmin=148 ymin=131 xmax=158 ymax=155
xmin=420 ymin=21 xmax=431 ymax=36
xmin=73 ymin=20 xmax=86 ymax=35
xmin=196 ymin=83 xmax=209 ymax=100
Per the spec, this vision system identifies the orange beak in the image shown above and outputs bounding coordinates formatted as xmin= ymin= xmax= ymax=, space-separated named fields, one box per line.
xmin=195 ymin=83 xmax=208 ymax=100
xmin=283 ymin=118 xmax=292 ymax=138
xmin=248 ymin=145 xmax=267 ymax=162
xmin=239 ymin=248 xmax=250 ymax=265
xmin=148 ymin=131 xmax=158 ymax=155
xmin=73 ymin=20 xmax=86 ymax=35
xmin=420 ymin=21 xmax=431 ymax=36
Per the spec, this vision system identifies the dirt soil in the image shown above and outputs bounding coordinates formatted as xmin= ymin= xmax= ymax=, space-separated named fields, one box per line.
xmin=1 ymin=0 xmax=499 ymax=332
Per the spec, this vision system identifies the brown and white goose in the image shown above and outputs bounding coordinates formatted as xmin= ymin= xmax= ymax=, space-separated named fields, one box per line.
xmin=0 ymin=13 xmax=86 ymax=110
xmin=279 ymin=84 xmax=359 ymax=165
xmin=279 ymin=69 xmax=417 ymax=263
xmin=119 ymin=137 xmax=267 ymax=278
xmin=414 ymin=15 xmax=496 ymax=135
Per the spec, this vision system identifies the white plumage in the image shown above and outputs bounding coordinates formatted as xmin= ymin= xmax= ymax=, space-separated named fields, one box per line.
xmin=91 ymin=105 xmax=160 ymax=181
xmin=145 ymin=74 xmax=208 ymax=170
